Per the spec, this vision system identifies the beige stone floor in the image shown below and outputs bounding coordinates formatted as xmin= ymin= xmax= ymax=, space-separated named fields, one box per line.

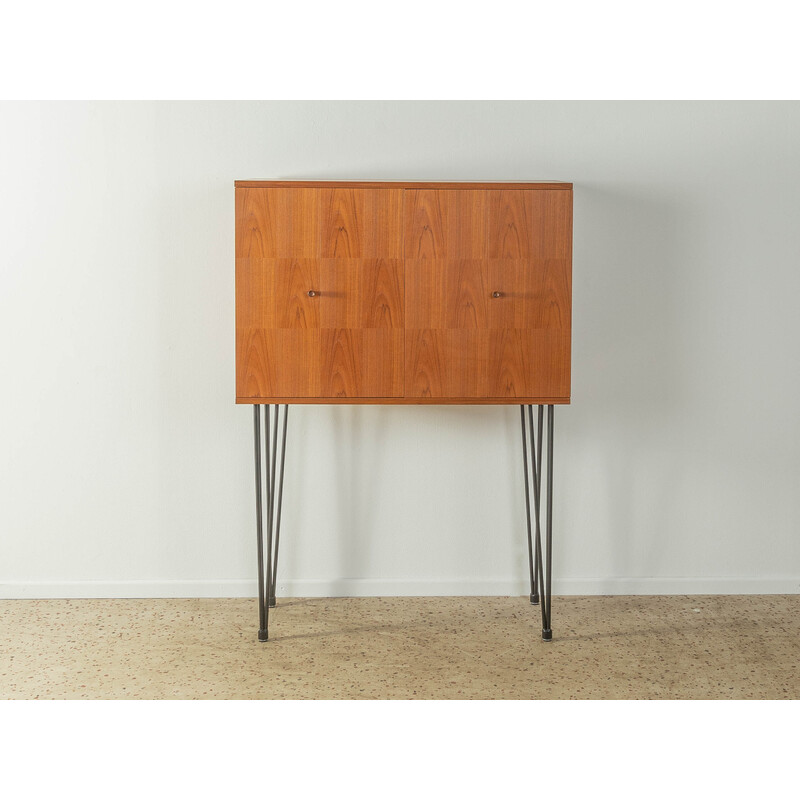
xmin=1 ymin=596 xmax=798 ymax=699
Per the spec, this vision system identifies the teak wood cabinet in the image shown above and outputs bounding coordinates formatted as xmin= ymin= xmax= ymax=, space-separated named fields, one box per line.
xmin=235 ymin=180 xmax=573 ymax=643
xmin=236 ymin=181 xmax=572 ymax=404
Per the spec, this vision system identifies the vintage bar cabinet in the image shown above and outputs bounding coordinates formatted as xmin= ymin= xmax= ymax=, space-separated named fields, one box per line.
xmin=235 ymin=180 xmax=572 ymax=642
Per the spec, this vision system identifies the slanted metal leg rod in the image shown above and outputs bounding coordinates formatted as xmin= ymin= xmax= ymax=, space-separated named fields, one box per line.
xmin=521 ymin=404 xmax=555 ymax=641
xmin=264 ymin=404 xmax=274 ymax=637
xmin=254 ymin=406 xmax=268 ymax=641
xmin=520 ymin=407 xmax=537 ymax=604
xmin=266 ymin=404 xmax=277 ymax=612
xmin=528 ymin=404 xmax=543 ymax=606
xmin=532 ymin=405 xmax=546 ymax=634
xmin=536 ymin=405 xmax=543 ymax=568
xmin=253 ymin=404 xmax=290 ymax=641
xmin=544 ymin=405 xmax=554 ymax=639
xmin=269 ymin=404 xmax=288 ymax=607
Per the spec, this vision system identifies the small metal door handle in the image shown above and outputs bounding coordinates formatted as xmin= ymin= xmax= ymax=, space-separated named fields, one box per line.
xmin=307 ymin=290 xmax=317 ymax=297
xmin=492 ymin=291 xmax=502 ymax=298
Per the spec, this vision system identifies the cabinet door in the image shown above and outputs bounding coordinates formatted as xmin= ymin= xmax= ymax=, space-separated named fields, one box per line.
xmin=236 ymin=188 xmax=404 ymax=398
xmin=404 ymin=188 xmax=571 ymax=399
xmin=404 ymin=190 xmax=489 ymax=397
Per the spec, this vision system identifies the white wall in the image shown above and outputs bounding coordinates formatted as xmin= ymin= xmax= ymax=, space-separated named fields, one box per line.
xmin=1 ymin=101 xmax=798 ymax=598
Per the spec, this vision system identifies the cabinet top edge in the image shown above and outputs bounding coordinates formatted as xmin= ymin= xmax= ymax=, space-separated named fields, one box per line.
xmin=234 ymin=180 xmax=573 ymax=190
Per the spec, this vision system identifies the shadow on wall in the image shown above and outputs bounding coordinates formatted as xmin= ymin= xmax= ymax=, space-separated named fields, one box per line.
xmin=271 ymin=184 xmax=696 ymax=587
xmin=575 ymin=182 xmax=688 ymax=419
xmin=325 ymin=404 xmax=500 ymax=587
xmin=329 ymin=403 xmax=389 ymax=584
xmin=571 ymin=183 xmax=692 ymax=579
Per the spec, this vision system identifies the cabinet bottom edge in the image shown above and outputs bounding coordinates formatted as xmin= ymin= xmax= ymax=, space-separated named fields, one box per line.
xmin=236 ymin=397 xmax=571 ymax=405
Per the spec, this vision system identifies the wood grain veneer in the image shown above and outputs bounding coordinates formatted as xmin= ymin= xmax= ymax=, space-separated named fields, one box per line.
xmin=235 ymin=181 xmax=572 ymax=404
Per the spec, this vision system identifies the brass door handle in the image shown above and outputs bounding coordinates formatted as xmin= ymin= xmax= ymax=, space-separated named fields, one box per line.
xmin=492 ymin=291 xmax=502 ymax=298
xmin=307 ymin=290 xmax=317 ymax=298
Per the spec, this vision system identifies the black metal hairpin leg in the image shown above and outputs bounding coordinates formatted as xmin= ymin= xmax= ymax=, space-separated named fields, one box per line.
xmin=253 ymin=406 xmax=267 ymax=640
xmin=253 ymin=404 xmax=289 ymax=641
xmin=520 ymin=406 xmax=538 ymax=605
xmin=521 ymin=404 xmax=555 ymax=641
xmin=270 ymin=404 xmax=288 ymax=608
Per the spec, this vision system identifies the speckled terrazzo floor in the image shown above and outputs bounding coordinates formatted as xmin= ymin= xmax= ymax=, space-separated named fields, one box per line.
xmin=1 ymin=596 xmax=798 ymax=699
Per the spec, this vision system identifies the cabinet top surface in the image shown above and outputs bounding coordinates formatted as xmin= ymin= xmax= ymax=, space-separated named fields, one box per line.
xmin=235 ymin=180 xmax=572 ymax=190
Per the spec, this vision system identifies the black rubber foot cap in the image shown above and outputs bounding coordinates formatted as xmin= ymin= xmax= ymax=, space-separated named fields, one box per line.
xmin=541 ymin=629 xmax=553 ymax=642
xmin=529 ymin=593 xmax=540 ymax=605
xmin=258 ymin=629 xmax=269 ymax=642
xmin=268 ymin=599 xmax=276 ymax=608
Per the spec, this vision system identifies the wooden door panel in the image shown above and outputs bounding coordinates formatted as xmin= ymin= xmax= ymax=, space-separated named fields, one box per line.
xmin=405 ymin=259 xmax=488 ymax=329
xmin=360 ymin=258 xmax=404 ymax=328
xmin=404 ymin=189 xmax=490 ymax=397
xmin=318 ymin=258 xmax=404 ymax=397
xmin=274 ymin=259 xmax=320 ymax=328
xmin=404 ymin=259 xmax=445 ymax=328
xmin=486 ymin=330 xmax=571 ymax=398
xmin=235 ymin=258 xmax=268 ymax=329
xmin=406 ymin=330 xmax=487 ymax=398
xmin=320 ymin=189 xmax=403 ymax=258
xmin=529 ymin=190 xmax=572 ymax=259
xmin=487 ymin=259 xmax=571 ymax=330
xmin=319 ymin=259 xmax=404 ymax=329
xmin=321 ymin=329 xmax=404 ymax=397
xmin=488 ymin=190 xmax=533 ymax=258
xmin=236 ymin=187 xmax=405 ymax=399
xmin=447 ymin=260 xmax=488 ymax=328
xmin=488 ymin=190 xmax=572 ymax=259
xmin=404 ymin=190 xmax=487 ymax=258
xmin=235 ymin=188 xmax=320 ymax=258
xmin=404 ymin=188 xmax=571 ymax=400
xmin=235 ymin=189 xmax=275 ymax=258
xmin=407 ymin=328 xmax=571 ymax=398
xmin=236 ymin=329 xmax=321 ymax=398
xmin=236 ymin=259 xmax=320 ymax=330
xmin=445 ymin=191 xmax=486 ymax=257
